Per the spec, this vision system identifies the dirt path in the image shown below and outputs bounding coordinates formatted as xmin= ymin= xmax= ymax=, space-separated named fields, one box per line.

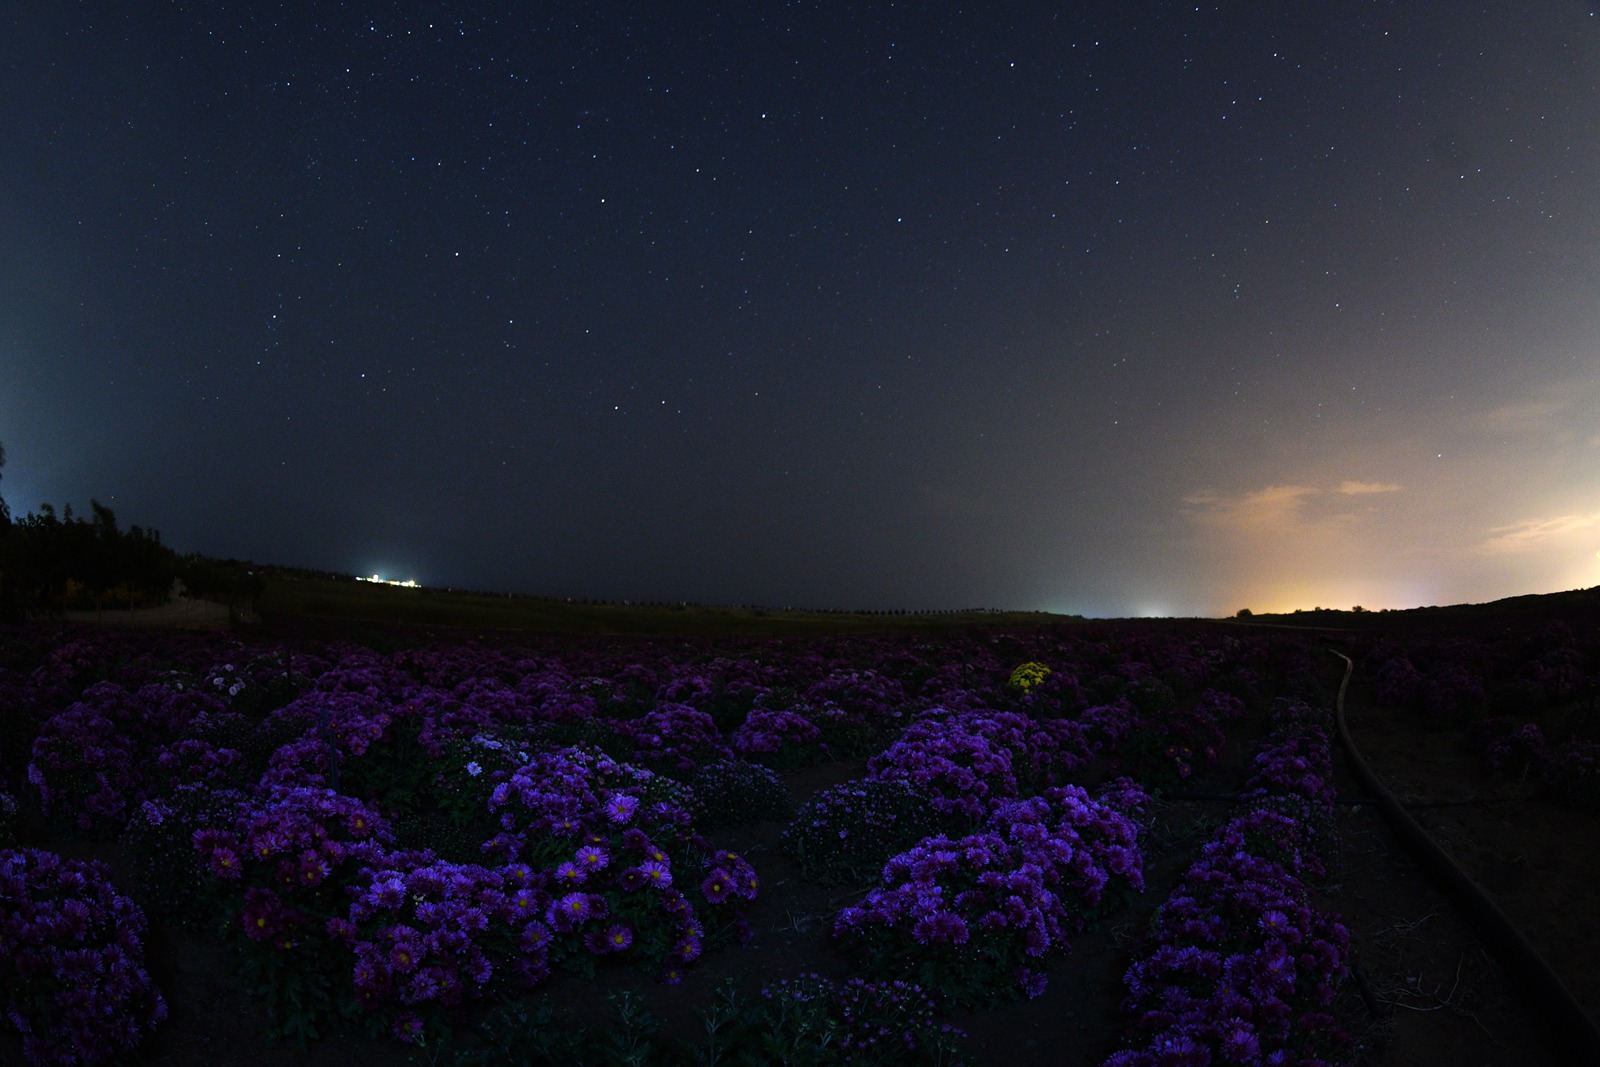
xmin=63 ymin=597 xmax=238 ymax=629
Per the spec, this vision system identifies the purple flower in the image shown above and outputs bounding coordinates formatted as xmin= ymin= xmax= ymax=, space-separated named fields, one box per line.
xmin=208 ymin=846 xmax=241 ymax=880
xmin=701 ymin=868 xmax=733 ymax=904
xmin=389 ymin=940 xmax=422 ymax=974
xmin=911 ymin=909 xmax=970 ymax=945
xmin=392 ymin=1012 xmax=425 ymax=1044
xmin=605 ymin=794 xmax=640 ymax=824
xmin=1219 ymin=1019 xmax=1260 ymax=1063
xmin=520 ymin=921 xmax=552 ymax=953
xmin=509 ymin=887 xmax=541 ymax=915
xmin=1017 ymin=968 xmax=1048 ymax=998
xmin=548 ymin=891 xmax=591 ymax=931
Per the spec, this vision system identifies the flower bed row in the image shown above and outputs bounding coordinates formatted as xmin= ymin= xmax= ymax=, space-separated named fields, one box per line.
xmin=834 ymin=778 xmax=1153 ymax=1007
xmin=1102 ymin=699 xmax=1352 ymax=1066
xmin=0 ymin=622 xmax=1280 ymax=1062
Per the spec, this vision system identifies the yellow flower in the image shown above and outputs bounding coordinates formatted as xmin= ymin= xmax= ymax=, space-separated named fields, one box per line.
xmin=1008 ymin=662 xmax=1052 ymax=692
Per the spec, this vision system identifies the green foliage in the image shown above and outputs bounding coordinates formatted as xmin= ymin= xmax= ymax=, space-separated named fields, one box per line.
xmin=416 ymin=731 xmax=531 ymax=840
xmin=233 ymin=940 xmax=357 ymax=1049
xmin=391 ymin=811 xmax=488 ymax=864
xmin=783 ymin=778 xmax=950 ymax=886
xmin=700 ymin=976 xmax=966 ymax=1066
xmin=0 ymin=791 xmax=16 ymax=848
xmin=1126 ymin=676 xmax=1177 ymax=715
xmin=338 ymin=715 xmax=435 ymax=819
xmin=121 ymin=785 xmax=251 ymax=928
xmin=450 ymin=977 xmax=965 ymax=1067
xmin=226 ymin=711 xmax=318 ymax=780
xmin=801 ymin=703 xmax=884 ymax=760
xmin=688 ymin=760 xmax=793 ymax=831
xmin=451 ymin=989 xmax=673 ymax=1067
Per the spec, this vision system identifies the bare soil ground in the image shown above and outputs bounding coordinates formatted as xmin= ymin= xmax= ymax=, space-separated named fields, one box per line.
xmin=1336 ymin=666 xmax=1592 ymax=1066
xmin=62 ymin=598 xmax=236 ymax=630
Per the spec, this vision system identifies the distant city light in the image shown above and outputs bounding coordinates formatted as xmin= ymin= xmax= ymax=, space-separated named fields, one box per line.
xmin=358 ymin=574 xmax=420 ymax=588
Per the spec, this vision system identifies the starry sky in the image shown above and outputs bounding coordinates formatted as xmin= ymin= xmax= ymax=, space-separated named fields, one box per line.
xmin=4 ymin=2 xmax=1600 ymax=617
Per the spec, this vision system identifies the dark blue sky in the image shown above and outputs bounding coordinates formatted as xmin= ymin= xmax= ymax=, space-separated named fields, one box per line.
xmin=4 ymin=2 xmax=1599 ymax=615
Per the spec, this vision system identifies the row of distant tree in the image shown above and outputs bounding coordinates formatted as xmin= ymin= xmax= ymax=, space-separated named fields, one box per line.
xmin=0 ymin=442 xmax=263 ymax=619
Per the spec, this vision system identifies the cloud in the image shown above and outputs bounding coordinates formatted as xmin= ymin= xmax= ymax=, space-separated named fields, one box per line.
xmin=1179 ymin=480 xmax=1416 ymax=614
xmin=1185 ymin=478 xmax=1400 ymax=535
xmin=1480 ymin=512 xmax=1600 ymax=554
xmin=1183 ymin=485 xmax=1318 ymax=534
xmin=1475 ymin=376 xmax=1600 ymax=443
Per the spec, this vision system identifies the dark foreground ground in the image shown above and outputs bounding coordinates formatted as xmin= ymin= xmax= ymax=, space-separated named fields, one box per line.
xmin=3 ymin=646 xmax=1590 ymax=1066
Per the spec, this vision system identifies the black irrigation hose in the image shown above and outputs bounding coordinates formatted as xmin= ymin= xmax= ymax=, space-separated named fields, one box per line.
xmin=1161 ymin=790 xmax=1506 ymax=810
xmin=1329 ymin=649 xmax=1600 ymax=1063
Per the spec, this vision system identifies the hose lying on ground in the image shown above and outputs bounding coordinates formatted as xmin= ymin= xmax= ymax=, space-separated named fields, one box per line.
xmin=1329 ymin=649 xmax=1600 ymax=1063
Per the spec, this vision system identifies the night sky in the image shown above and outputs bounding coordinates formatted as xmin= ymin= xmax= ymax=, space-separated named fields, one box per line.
xmin=4 ymin=2 xmax=1599 ymax=617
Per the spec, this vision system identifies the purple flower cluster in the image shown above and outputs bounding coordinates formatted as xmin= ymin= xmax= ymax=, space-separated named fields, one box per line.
xmin=194 ymin=787 xmax=393 ymax=951
xmin=26 ymin=700 xmax=138 ymax=833
xmin=1469 ymin=717 xmax=1548 ymax=776
xmin=866 ymin=717 xmax=1018 ymax=822
xmin=802 ymin=668 xmax=909 ymax=719
xmin=1245 ymin=724 xmax=1334 ymax=806
xmin=1372 ymin=653 xmax=1424 ymax=709
xmin=731 ymin=707 xmax=829 ymax=768
xmin=485 ymin=746 xmax=693 ymax=858
xmin=1517 ymin=634 xmax=1585 ymax=706
xmin=1545 ymin=739 xmax=1600 ymax=811
xmin=141 ymin=737 xmax=245 ymax=799
xmin=866 ymin=710 xmax=1090 ymax=823
xmin=835 ymin=782 xmax=1148 ymax=1006
xmin=122 ymin=784 xmax=254 ymax=927
xmin=1077 ymin=698 xmax=1138 ymax=753
xmin=0 ymin=848 xmax=168 ymax=1066
xmin=611 ymin=703 xmax=733 ymax=773
xmin=1420 ymin=663 xmax=1488 ymax=727
xmin=1105 ymin=706 xmax=1350 ymax=1065
xmin=343 ymin=857 xmax=539 ymax=1044
xmin=427 ymin=731 xmax=533 ymax=828
xmin=1107 ymin=850 xmax=1350 ymax=1067
xmin=1078 ymin=678 xmax=1249 ymax=789
xmin=1197 ymin=687 xmax=1249 ymax=724
xmin=26 ymin=680 xmax=234 ymax=835
xmin=485 ymin=745 xmax=758 ymax=980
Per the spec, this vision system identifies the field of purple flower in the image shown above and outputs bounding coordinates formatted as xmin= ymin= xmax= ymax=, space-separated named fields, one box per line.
xmin=6 ymin=612 xmax=1586 ymax=1065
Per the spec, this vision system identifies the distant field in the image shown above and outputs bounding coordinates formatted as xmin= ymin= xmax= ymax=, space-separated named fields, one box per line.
xmin=253 ymin=576 xmax=1074 ymax=637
